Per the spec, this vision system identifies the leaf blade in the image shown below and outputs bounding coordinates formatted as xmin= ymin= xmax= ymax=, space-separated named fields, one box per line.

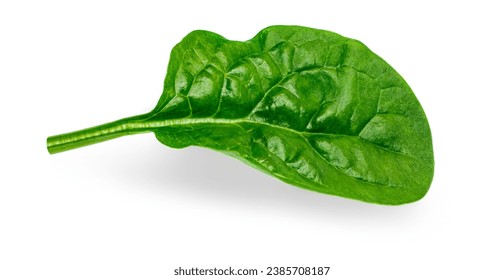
xmin=149 ymin=26 xmax=434 ymax=204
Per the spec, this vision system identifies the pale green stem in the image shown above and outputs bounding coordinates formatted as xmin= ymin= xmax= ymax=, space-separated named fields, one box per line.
xmin=47 ymin=114 xmax=151 ymax=154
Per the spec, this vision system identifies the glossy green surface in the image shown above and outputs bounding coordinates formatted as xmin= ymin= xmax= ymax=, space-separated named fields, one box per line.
xmin=47 ymin=26 xmax=434 ymax=205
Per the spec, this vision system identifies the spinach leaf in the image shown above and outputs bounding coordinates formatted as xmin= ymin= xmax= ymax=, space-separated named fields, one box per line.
xmin=47 ymin=25 xmax=434 ymax=205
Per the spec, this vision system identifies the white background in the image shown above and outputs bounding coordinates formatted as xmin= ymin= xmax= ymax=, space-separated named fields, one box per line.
xmin=1 ymin=1 xmax=503 ymax=279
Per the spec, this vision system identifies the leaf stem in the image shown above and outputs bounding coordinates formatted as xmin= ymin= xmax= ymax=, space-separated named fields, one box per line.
xmin=47 ymin=114 xmax=151 ymax=154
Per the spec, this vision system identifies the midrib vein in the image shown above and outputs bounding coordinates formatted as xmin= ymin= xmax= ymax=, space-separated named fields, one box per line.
xmin=135 ymin=117 xmax=416 ymax=160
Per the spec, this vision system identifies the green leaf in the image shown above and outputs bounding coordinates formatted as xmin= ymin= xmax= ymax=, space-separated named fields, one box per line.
xmin=47 ymin=25 xmax=434 ymax=205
